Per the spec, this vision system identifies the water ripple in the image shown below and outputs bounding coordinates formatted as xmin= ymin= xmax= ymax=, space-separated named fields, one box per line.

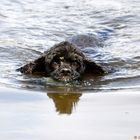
xmin=0 ymin=0 xmax=140 ymax=91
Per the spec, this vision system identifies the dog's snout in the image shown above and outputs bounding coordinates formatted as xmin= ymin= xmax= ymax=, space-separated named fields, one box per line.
xmin=60 ymin=68 xmax=71 ymax=75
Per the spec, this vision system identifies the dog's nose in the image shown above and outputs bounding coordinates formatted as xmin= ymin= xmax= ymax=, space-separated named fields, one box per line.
xmin=60 ymin=68 xmax=71 ymax=75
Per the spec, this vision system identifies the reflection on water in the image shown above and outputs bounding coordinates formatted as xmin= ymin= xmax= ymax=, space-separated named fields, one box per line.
xmin=46 ymin=85 xmax=82 ymax=114
xmin=48 ymin=93 xmax=81 ymax=114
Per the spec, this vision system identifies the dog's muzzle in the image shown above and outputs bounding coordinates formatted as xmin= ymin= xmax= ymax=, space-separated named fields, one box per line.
xmin=50 ymin=68 xmax=80 ymax=82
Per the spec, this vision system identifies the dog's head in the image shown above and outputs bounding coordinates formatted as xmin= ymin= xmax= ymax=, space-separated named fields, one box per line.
xmin=45 ymin=41 xmax=86 ymax=81
xmin=19 ymin=41 xmax=105 ymax=82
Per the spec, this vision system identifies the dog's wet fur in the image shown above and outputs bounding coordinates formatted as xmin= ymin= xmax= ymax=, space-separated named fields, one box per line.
xmin=18 ymin=41 xmax=105 ymax=82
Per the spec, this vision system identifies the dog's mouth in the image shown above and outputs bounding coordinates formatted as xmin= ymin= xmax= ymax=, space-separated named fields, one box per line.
xmin=60 ymin=76 xmax=73 ymax=82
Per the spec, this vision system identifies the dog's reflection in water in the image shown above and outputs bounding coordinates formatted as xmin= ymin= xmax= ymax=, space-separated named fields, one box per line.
xmin=47 ymin=87 xmax=82 ymax=114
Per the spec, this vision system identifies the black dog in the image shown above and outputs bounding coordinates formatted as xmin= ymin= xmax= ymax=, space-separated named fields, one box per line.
xmin=18 ymin=41 xmax=105 ymax=82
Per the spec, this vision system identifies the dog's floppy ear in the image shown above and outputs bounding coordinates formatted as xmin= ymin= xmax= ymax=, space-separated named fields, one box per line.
xmin=84 ymin=58 xmax=105 ymax=75
xmin=17 ymin=56 xmax=46 ymax=74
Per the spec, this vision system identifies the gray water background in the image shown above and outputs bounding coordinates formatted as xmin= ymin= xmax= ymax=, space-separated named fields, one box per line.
xmin=0 ymin=0 xmax=140 ymax=92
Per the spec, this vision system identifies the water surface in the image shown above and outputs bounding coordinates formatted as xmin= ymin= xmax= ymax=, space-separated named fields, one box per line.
xmin=0 ymin=0 xmax=140 ymax=91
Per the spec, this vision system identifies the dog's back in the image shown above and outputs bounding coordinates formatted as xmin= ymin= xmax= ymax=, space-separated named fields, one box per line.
xmin=67 ymin=34 xmax=104 ymax=48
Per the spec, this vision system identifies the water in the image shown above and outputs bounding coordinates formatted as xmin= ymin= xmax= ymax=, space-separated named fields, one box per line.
xmin=1 ymin=87 xmax=140 ymax=140
xmin=0 ymin=0 xmax=140 ymax=91
xmin=0 ymin=0 xmax=140 ymax=92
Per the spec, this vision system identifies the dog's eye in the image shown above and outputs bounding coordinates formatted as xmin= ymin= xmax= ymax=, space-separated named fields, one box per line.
xmin=53 ymin=58 xmax=60 ymax=63
xmin=53 ymin=56 xmax=64 ymax=64
xmin=51 ymin=61 xmax=59 ymax=69
xmin=53 ymin=60 xmax=59 ymax=64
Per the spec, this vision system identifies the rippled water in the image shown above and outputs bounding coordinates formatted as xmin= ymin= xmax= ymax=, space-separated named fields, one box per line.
xmin=0 ymin=0 xmax=140 ymax=92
